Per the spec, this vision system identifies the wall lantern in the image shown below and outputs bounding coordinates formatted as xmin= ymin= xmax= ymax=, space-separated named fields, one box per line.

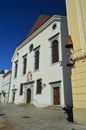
xmin=65 ymin=35 xmax=75 ymax=67
xmin=65 ymin=35 xmax=73 ymax=48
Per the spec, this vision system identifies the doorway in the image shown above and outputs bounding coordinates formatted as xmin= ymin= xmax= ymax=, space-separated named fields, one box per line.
xmin=53 ymin=87 xmax=60 ymax=105
xmin=27 ymin=89 xmax=31 ymax=103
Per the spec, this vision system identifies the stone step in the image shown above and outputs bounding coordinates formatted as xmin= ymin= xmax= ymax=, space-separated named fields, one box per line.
xmin=16 ymin=103 xmax=35 ymax=107
xmin=44 ymin=105 xmax=64 ymax=111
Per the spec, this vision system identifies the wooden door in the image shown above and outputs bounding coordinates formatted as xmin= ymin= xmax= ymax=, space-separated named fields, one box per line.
xmin=27 ymin=89 xmax=31 ymax=103
xmin=53 ymin=87 xmax=60 ymax=105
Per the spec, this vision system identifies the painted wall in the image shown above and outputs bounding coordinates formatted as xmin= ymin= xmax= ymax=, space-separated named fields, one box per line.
xmin=66 ymin=0 xmax=86 ymax=125
xmin=9 ymin=15 xmax=72 ymax=107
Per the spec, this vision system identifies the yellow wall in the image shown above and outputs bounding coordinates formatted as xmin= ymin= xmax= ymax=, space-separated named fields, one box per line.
xmin=80 ymin=0 xmax=86 ymax=38
xmin=66 ymin=0 xmax=86 ymax=125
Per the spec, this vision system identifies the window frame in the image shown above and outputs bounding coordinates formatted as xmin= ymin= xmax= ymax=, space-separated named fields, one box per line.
xmin=51 ymin=40 xmax=59 ymax=64
xmin=34 ymin=46 xmax=40 ymax=71
xmin=49 ymin=33 xmax=60 ymax=65
xmin=22 ymin=54 xmax=27 ymax=75
xmin=36 ymin=79 xmax=42 ymax=94
xmin=14 ymin=60 xmax=18 ymax=78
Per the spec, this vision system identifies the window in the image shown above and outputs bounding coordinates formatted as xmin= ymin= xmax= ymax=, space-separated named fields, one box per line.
xmin=52 ymin=40 xmax=59 ymax=63
xmin=35 ymin=50 xmax=39 ymax=70
xmin=14 ymin=60 xmax=18 ymax=78
xmin=29 ymin=44 xmax=33 ymax=52
xmin=23 ymin=55 xmax=27 ymax=75
xmin=52 ymin=24 xmax=57 ymax=30
xmin=20 ymin=84 xmax=23 ymax=95
xmin=36 ymin=79 xmax=42 ymax=94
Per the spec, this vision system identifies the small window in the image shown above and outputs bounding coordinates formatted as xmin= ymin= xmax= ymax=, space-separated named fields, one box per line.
xmin=29 ymin=44 xmax=33 ymax=52
xmin=36 ymin=79 xmax=42 ymax=94
xmin=52 ymin=24 xmax=57 ymax=30
xmin=20 ymin=84 xmax=23 ymax=95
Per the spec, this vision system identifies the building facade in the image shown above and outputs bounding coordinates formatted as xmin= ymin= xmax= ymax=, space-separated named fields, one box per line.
xmin=0 ymin=70 xmax=11 ymax=103
xmin=9 ymin=14 xmax=72 ymax=108
xmin=1 ymin=70 xmax=11 ymax=103
xmin=0 ymin=71 xmax=5 ymax=102
xmin=66 ymin=0 xmax=86 ymax=125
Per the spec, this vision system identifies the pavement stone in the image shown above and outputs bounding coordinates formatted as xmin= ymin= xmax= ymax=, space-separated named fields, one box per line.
xmin=0 ymin=103 xmax=86 ymax=130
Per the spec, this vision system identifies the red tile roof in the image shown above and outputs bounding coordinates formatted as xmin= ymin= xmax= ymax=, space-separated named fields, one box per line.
xmin=26 ymin=14 xmax=51 ymax=38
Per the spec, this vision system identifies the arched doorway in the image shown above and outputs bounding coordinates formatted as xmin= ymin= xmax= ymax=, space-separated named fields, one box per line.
xmin=27 ymin=89 xmax=31 ymax=103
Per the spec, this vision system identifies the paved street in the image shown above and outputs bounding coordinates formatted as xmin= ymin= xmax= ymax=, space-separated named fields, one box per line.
xmin=0 ymin=103 xmax=86 ymax=130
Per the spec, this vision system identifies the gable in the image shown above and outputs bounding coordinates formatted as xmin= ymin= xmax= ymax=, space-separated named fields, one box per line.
xmin=26 ymin=14 xmax=51 ymax=38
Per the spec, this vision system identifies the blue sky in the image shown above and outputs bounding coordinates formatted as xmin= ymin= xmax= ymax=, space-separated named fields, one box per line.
xmin=0 ymin=0 xmax=66 ymax=71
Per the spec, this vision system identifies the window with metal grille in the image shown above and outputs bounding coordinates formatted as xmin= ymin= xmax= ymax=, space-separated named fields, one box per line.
xmin=36 ymin=79 xmax=42 ymax=94
xmin=52 ymin=40 xmax=59 ymax=63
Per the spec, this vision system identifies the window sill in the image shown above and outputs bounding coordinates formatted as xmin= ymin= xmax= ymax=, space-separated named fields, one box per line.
xmin=50 ymin=61 xmax=61 ymax=66
xmin=33 ymin=69 xmax=40 ymax=73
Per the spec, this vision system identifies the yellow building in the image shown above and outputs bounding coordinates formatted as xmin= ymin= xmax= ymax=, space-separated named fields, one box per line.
xmin=66 ymin=0 xmax=86 ymax=125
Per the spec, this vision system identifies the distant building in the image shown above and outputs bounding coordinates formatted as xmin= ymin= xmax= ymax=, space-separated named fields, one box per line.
xmin=0 ymin=70 xmax=11 ymax=103
xmin=9 ymin=14 xmax=72 ymax=108
xmin=66 ymin=0 xmax=86 ymax=125
xmin=1 ymin=70 xmax=11 ymax=103
xmin=0 ymin=70 xmax=5 ymax=102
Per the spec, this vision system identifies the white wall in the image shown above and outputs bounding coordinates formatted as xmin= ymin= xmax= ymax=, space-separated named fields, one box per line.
xmin=9 ymin=16 xmax=72 ymax=107
xmin=1 ymin=72 xmax=11 ymax=103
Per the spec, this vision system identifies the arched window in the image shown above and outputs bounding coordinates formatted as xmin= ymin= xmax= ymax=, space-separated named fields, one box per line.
xmin=52 ymin=40 xmax=59 ymax=63
xmin=35 ymin=50 xmax=39 ymax=70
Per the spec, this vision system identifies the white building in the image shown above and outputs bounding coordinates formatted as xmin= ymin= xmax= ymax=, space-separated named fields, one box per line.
xmin=9 ymin=14 xmax=72 ymax=108
xmin=0 ymin=71 xmax=5 ymax=102
xmin=0 ymin=70 xmax=11 ymax=103
xmin=1 ymin=70 xmax=11 ymax=103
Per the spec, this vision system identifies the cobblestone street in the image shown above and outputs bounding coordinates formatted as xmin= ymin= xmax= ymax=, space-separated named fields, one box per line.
xmin=0 ymin=104 xmax=86 ymax=130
